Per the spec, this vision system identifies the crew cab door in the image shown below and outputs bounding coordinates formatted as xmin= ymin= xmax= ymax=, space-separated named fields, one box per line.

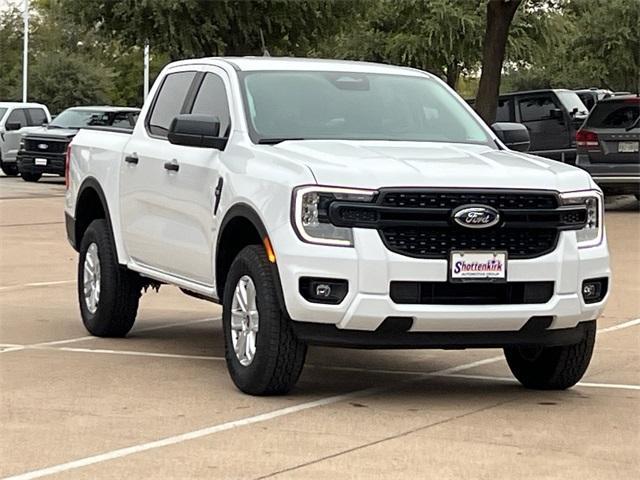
xmin=119 ymin=67 xmax=232 ymax=286
xmin=516 ymin=93 xmax=570 ymax=152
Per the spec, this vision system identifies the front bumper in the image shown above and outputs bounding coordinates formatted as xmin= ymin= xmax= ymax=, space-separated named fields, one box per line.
xmin=272 ymin=226 xmax=610 ymax=339
xmin=17 ymin=152 xmax=65 ymax=175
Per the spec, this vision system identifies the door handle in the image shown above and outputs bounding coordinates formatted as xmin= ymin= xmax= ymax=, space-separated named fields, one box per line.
xmin=164 ymin=160 xmax=179 ymax=172
xmin=124 ymin=154 xmax=138 ymax=164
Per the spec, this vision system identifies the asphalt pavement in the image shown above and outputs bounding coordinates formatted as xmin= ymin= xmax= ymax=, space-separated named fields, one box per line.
xmin=1 ymin=174 xmax=638 ymax=479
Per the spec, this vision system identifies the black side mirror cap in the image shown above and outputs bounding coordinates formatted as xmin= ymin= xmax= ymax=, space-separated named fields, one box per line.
xmin=5 ymin=122 xmax=22 ymax=131
xmin=167 ymin=114 xmax=227 ymax=150
xmin=491 ymin=122 xmax=531 ymax=152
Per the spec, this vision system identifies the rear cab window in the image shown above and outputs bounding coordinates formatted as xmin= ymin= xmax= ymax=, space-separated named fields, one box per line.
xmin=585 ymin=99 xmax=640 ymax=129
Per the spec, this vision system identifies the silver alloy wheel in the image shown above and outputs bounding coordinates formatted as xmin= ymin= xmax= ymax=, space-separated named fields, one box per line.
xmin=83 ymin=242 xmax=101 ymax=314
xmin=230 ymin=275 xmax=259 ymax=366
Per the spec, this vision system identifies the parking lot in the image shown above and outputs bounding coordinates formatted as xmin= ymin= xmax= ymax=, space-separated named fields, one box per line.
xmin=0 ymin=175 xmax=638 ymax=479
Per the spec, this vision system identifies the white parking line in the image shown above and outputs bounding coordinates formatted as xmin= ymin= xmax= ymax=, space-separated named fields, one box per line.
xmin=0 ymin=355 xmax=502 ymax=480
xmin=0 ymin=280 xmax=75 ymax=292
xmin=443 ymin=373 xmax=640 ymax=391
xmin=0 ymin=317 xmax=218 ymax=352
xmin=598 ymin=318 xmax=640 ymax=333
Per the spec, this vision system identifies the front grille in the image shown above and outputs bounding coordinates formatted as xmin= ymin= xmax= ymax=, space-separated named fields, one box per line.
xmin=381 ymin=227 xmax=558 ymax=259
xmin=381 ymin=191 xmax=558 ymax=210
xmin=327 ymin=189 xmax=585 ymax=260
xmin=25 ymin=138 xmax=68 ymax=154
xmin=390 ymin=281 xmax=554 ymax=305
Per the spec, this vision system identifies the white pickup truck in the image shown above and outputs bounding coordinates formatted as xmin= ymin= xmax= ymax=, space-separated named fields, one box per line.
xmin=65 ymin=57 xmax=610 ymax=395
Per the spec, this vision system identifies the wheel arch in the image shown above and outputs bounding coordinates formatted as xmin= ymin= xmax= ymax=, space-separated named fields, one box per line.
xmin=74 ymin=177 xmax=114 ymax=252
xmin=215 ymin=203 xmax=286 ymax=311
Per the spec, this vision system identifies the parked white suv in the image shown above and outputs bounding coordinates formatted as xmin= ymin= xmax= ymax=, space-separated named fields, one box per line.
xmin=65 ymin=58 xmax=610 ymax=395
xmin=0 ymin=102 xmax=51 ymax=176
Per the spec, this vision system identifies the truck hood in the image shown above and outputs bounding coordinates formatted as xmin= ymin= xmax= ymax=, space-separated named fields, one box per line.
xmin=23 ymin=126 xmax=78 ymax=139
xmin=271 ymin=140 xmax=592 ymax=192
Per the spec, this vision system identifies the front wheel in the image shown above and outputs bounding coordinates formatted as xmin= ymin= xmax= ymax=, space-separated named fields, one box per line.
xmin=21 ymin=172 xmax=42 ymax=182
xmin=222 ymin=245 xmax=307 ymax=395
xmin=504 ymin=322 xmax=596 ymax=390
xmin=78 ymin=219 xmax=142 ymax=337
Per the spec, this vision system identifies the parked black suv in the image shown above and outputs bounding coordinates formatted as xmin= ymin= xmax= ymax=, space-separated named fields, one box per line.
xmin=17 ymin=106 xmax=140 ymax=182
xmin=480 ymin=89 xmax=589 ymax=163
xmin=575 ymin=95 xmax=639 ymax=197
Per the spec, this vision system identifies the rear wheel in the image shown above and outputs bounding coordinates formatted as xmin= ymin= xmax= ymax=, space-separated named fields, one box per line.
xmin=222 ymin=245 xmax=307 ymax=395
xmin=504 ymin=322 xmax=596 ymax=390
xmin=21 ymin=172 xmax=42 ymax=182
xmin=78 ymin=219 xmax=142 ymax=337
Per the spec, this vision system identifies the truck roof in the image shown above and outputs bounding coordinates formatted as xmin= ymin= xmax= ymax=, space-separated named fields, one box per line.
xmin=168 ymin=56 xmax=432 ymax=78
xmin=0 ymin=102 xmax=48 ymax=108
xmin=65 ymin=106 xmax=141 ymax=113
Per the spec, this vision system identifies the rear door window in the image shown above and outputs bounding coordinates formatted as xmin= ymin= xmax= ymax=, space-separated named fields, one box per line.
xmin=110 ymin=112 xmax=133 ymax=128
xmin=585 ymin=100 xmax=640 ymax=129
xmin=27 ymin=108 xmax=48 ymax=126
xmin=190 ymin=73 xmax=231 ymax=136
xmin=148 ymin=71 xmax=197 ymax=137
xmin=6 ymin=108 xmax=28 ymax=128
xmin=496 ymin=98 xmax=513 ymax=122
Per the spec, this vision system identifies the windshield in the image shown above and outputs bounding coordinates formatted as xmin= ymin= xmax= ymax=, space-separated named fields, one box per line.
xmin=241 ymin=71 xmax=493 ymax=146
xmin=556 ymin=91 xmax=589 ymax=116
xmin=50 ymin=109 xmax=114 ymax=129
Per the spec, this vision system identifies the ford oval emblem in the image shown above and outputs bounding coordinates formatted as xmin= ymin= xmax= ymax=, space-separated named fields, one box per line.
xmin=38 ymin=143 xmax=49 ymax=150
xmin=452 ymin=205 xmax=500 ymax=229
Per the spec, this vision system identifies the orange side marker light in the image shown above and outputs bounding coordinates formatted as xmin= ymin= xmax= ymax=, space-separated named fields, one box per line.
xmin=263 ymin=236 xmax=276 ymax=263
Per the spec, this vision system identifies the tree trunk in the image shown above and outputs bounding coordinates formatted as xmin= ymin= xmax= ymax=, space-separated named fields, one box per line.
xmin=445 ymin=62 xmax=461 ymax=90
xmin=474 ymin=0 xmax=522 ymax=125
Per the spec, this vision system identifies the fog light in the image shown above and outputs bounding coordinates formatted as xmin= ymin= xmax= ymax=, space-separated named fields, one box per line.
xmin=299 ymin=277 xmax=348 ymax=304
xmin=581 ymin=278 xmax=608 ymax=304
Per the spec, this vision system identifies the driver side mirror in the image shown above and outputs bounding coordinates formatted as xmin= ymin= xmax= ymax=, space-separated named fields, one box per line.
xmin=5 ymin=122 xmax=22 ymax=131
xmin=167 ymin=114 xmax=227 ymax=150
xmin=491 ymin=122 xmax=530 ymax=152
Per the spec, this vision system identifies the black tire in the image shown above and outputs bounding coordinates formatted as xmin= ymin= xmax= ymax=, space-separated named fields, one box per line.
xmin=504 ymin=322 xmax=596 ymax=390
xmin=0 ymin=158 xmax=19 ymax=176
xmin=78 ymin=219 xmax=142 ymax=337
xmin=222 ymin=245 xmax=307 ymax=395
xmin=21 ymin=172 xmax=42 ymax=182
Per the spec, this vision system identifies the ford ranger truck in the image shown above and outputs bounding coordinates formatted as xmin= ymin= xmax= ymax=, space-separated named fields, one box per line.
xmin=65 ymin=58 xmax=610 ymax=396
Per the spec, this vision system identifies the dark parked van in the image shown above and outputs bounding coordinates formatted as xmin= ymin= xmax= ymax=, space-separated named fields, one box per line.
xmin=475 ymin=89 xmax=589 ymax=163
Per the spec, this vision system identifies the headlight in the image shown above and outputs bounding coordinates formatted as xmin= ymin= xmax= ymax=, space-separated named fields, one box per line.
xmin=560 ymin=191 xmax=604 ymax=248
xmin=292 ymin=186 xmax=377 ymax=246
xmin=19 ymin=138 xmax=25 ymax=149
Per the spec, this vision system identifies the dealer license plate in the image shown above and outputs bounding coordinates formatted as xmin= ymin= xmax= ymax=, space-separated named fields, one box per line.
xmin=34 ymin=158 xmax=47 ymax=166
xmin=618 ymin=141 xmax=639 ymax=153
xmin=450 ymin=251 xmax=507 ymax=282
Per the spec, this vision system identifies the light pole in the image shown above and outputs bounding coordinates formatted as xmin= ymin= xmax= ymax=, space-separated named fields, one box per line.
xmin=143 ymin=40 xmax=150 ymax=102
xmin=22 ymin=0 xmax=29 ymax=102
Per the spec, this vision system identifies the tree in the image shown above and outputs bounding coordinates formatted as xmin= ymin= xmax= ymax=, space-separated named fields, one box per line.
xmin=60 ymin=0 xmax=363 ymax=59
xmin=474 ymin=0 xmax=522 ymax=124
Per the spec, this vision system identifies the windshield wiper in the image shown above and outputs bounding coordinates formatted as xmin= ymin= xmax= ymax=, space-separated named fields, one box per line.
xmin=624 ymin=116 xmax=640 ymax=131
xmin=257 ymin=137 xmax=306 ymax=145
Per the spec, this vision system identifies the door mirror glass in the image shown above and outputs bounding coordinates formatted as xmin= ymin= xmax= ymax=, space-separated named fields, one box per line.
xmin=491 ymin=122 xmax=530 ymax=152
xmin=167 ymin=114 xmax=227 ymax=150
xmin=5 ymin=122 xmax=22 ymax=131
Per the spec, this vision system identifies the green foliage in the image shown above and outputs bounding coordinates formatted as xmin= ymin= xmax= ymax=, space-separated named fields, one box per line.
xmin=59 ymin=0 xmax=364 ymax=59
xmin=28 ymin=53 xmax=113 ymax=113
xmin=503 ymin=0 xmax=640 ymax=93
